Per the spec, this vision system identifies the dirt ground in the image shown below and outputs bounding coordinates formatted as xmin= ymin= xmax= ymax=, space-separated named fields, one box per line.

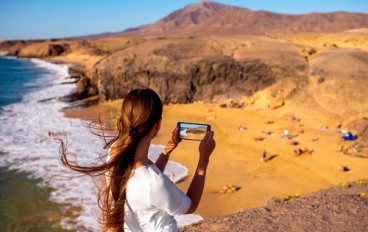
xmin=181 ymin=180 xmax=368 ymax=232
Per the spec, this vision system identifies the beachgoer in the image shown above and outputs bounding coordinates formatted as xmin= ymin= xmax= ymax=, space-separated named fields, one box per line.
xmin=220 ymin=185 xmax=238 ymax=193
xmin=336 ymin=121 xmax=342 ymax=129
xmin=261 ymin=150 xmax=267 ymax=162
xmin=339 ymin=165 xmax=350 ymax=172
xmin=254 ymin=136 xmax=264 ymax=141
xmin=59 ymin=88 xmax=216 ymax=232
xmin=220 ymin=185 xmax=229 ymax=193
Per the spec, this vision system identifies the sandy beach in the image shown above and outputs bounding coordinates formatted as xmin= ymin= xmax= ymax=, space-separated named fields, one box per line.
xmin=63 ymin=99 xmax=368 ymax=219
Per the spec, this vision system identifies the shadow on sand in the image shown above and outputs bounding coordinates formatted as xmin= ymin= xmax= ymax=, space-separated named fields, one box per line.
xmin=266 ymin=154 xmax=279 ymax=162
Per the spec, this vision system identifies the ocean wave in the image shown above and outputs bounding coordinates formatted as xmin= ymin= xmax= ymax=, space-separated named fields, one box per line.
xmin=0 ymin=58 xmax=202 ymax=231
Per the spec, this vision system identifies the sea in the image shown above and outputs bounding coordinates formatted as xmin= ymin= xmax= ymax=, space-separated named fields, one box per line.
xmin=0 ymin=55 xmax=202 ymax=231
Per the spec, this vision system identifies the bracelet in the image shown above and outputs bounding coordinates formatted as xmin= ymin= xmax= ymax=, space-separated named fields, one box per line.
xmin=159 ymin=152 xmax=170 ymax=160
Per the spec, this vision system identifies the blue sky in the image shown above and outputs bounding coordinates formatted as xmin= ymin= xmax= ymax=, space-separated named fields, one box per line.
xmin=0 ymin=0 xmax=367 ymax=40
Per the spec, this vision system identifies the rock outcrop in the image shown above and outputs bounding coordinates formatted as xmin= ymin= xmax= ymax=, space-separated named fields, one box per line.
xmin=16 ymin=42 xmax=70 ymax=58
xmin=181 ymin=181 xmax=368 ymax=232
xmin=91 ymin=37 xmax=307 ymax=104
xmin=0 ymin=40 xmax=70 ymax=58
xmin=69 ymin=67 xmax=99 ymax=100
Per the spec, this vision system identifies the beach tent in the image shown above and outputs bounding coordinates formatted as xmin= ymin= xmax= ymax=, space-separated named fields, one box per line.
xmin=343 ymin=132 xmax=355 ymax=141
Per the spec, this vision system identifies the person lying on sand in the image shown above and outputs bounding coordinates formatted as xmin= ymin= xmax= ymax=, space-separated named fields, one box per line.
xmin=220 ymin=185 xmax=238 ymax=193
xmin=254 ymin=136 xmax=264 ymax=141
xmin=311 ymin=136 xmax=319 ymax=142
xmin=303 ymin=147 xmax=310 ymax=155
xmin=288 ymin=140 xmax=299 ymax=146
xmin=339 ymin=165 xmax=350 ymax=172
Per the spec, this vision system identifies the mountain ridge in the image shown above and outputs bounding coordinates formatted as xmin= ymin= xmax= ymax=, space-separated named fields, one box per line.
xmin=85 ymin=0 xmax=368 ymax=38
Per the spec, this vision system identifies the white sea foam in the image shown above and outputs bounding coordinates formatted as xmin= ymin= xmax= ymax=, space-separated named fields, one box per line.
xmin=0 ymin=58 xmax=202 ymax=231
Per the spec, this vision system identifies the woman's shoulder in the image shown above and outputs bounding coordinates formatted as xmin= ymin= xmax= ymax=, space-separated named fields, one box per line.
xmin=136 ymin=164 xmax=162 ymax=177
xmin=132 ymin=164 xmax=166 ymax=183
xmin=128 ymin=165 xmax=166 ymax=190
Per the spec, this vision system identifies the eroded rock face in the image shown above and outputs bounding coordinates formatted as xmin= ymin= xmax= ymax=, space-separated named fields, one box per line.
xmin=70 ymin=67 xmax=98 ymax=99
xmin=0 ymin=39 xmax=70 ymax=58
xmin=17 ymin=43 xmax=70 ymax=58
xmin=91 ymin=39 xmax=279 ymax=103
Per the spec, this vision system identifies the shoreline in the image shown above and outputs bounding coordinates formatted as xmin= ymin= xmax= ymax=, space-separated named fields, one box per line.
xmin=0 ymin=56 xmax=76 ymax=232
xmin=3 ymin=50 xmax=368 ymax=223
xmin=62 ymin=98 xmax=368 ymax=219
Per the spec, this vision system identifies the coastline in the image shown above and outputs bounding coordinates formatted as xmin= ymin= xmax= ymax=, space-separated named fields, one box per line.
xmin=62 ymin=98 xmax=368 ymax=219
xmin=2 ymin=50 xmax=367 ymax=227
xmin=0 ymin=56 xmax=76 ymax=232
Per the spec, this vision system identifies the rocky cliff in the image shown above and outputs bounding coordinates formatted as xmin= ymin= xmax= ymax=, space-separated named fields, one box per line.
xmin=2 ymin=40 xmax=70 ymax=58
xmin=91 ymin=37 xmax=308 ymax=104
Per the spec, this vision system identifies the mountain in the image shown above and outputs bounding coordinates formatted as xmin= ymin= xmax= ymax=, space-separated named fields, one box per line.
xmin=90 ymin=0 xmax=368 ymax=38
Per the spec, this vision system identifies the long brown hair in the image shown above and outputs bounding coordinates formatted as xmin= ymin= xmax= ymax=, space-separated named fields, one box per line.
xmin=59 ymin=88 xmax=163 ymax=232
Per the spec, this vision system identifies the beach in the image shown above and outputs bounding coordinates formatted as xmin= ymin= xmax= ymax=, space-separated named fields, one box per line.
xmin=63 ymin=98 xmax=368 ymax=219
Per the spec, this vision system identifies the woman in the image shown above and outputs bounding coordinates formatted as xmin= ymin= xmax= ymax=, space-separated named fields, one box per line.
xmin=60 ymin=88 xmax=216 ymax=232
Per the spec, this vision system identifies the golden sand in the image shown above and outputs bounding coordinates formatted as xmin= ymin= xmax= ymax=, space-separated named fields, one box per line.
xmin=63 ymin=100 xmax=368 ymax=218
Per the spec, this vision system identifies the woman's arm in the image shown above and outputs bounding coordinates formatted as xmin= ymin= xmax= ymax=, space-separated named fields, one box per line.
xmin=155 ymin=127 xmax=181 ymax=172
xmin=186 ymin=131 xmax=215 ymax=214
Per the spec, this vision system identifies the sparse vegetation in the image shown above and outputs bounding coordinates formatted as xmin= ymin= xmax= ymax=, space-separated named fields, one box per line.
xmin=357 ymin=178 xmax=368 ymax=186
xmin=317 ymin=77 xmax=325 ymax=84
xmin=341 ymin=182 xmax=350 ymax=188
xmin=308 ymin=48 xmax=317 ymax=56
xmin=266 ymin=197 xmax=282 ymax=205
xmin=283 ymin=193 xmax=300 ymax=201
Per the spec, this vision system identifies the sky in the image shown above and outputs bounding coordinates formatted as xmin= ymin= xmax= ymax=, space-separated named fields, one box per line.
xmin=0 ymin=0 xmax=367 ymax=40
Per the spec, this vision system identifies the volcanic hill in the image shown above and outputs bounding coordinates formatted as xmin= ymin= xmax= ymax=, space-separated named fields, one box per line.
xmin=89 ymin=0 xmax=368 ymax=37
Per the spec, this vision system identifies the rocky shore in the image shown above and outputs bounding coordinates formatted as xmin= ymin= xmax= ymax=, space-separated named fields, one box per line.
xmin=181 ymin=180 xmax=368 ymax=232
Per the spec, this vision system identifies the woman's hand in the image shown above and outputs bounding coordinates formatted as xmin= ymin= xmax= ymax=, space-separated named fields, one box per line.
xmin=185 ymin=131 xmax=216 ymax=214
xmin=198 ymin=131 xmax=216 ymax=163
xmin=163 ymin=127 xmax=181 ymax=155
